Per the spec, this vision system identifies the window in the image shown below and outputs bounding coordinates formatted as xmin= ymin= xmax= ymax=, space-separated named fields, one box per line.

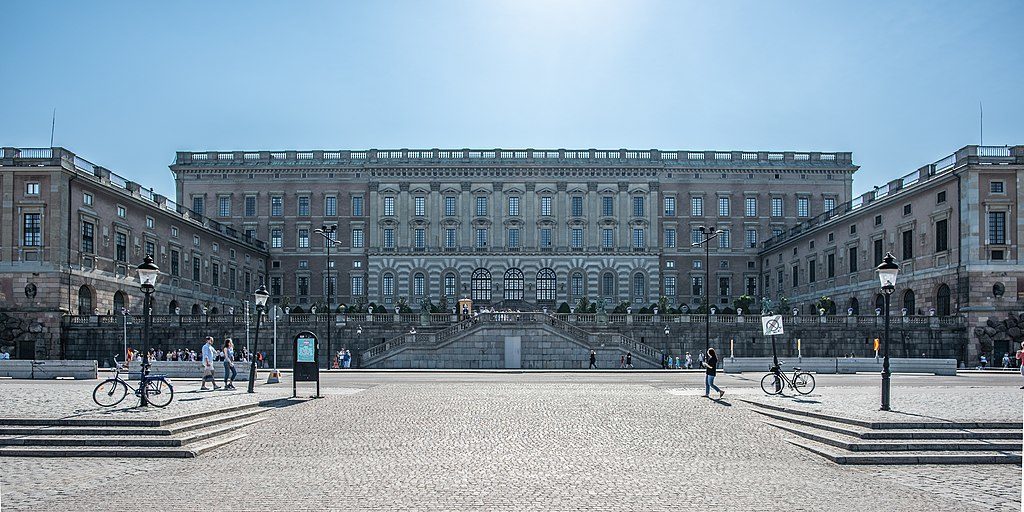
xmin=571 ymin=228 xmax=583 ymax=249
xmin=601 ymin=272 xmax=615 ymax=297
xmin=903 ymin=204 xmax=912 ymax=216
xmin=990 ymin=181 xmax=1005 ymax=193
xmin=691 ymin=276 xmax=703 ymax=296
xmin=692 ymin=197 xmax=704 ymax=216
xmin=664 ymin=197 xmax=676 ymax=216
xmin=271 ymin=229 xmax=282 ymax=248
xmin=26 ymin=182 xmax=40 ymax=195
xmin=772 ymin=228 xmax=783 ymax=238
xmin=508 ymin=228 xmax=520 ymax=248
xmin=436 ymin=196 xmax=452 ymax=217
xmin=902 ymin=230 xmax=914 ymax=260
xmin=602 ymin=228 xmax=613 ymax=249
xmin=719 ymin=277 xmax=731 ymax=297
xmin=540 ymin=228 xmax=552 ymax=247
xmin=717 ymin=229 xmax=730 ymax=248
xmin=83 ymin=193 xmax=93 ymax=206
xmin=849 ymin=246 xmax=858 ymax=273
xmin=691 ymin=229 xmax=703 ymax=245
xmin=771 ymin=198 xmax=783 ymax=217
xmin=633 ymin=196 xmax=645 ymax=217
xmin=471 ymin=268 xmax=492 ymax=302
xmin=571 ymin=196 xmax=583 ymax=217
xmin=541 ymin=196 xmax=552 ymax=216
xmin=413 ymin=273 xmax=425 ymax=296
xmin=212 ymin=263 xmax=220 ymax=287
xmin=81 ymin=221 xmax=94 ymax=253
xmin=192 ymin=197 xmax=204 ymax=216
xmin=602 ymin=196 xmax=614 ymax=216
xmin=809 ymin=260 xmax=816 ymax=283
xmin=324 ymin=276 xmax=336 ymax=297
xmin=144 ymin=240 xmax=155 ymax=257
xmin=632 ymin=273 xmax=646 ymax=302
xmin=827 ymin=253 xmax=835 ymax=278
xmin=937 ymin=191 xmax=947 ymax=204
xmin=693 ymin=260 xmax=702 ymax=269
xmin=298 ymin=260 xmax=307 ymax=269
xmin=445 ymin=228 xmax=456 ymax=249
xmin=271 ymin=197 xmax=283 ymax=216
xmin=850 ymin=224 xmax=857 ymax=235
xmin=415 ymin=228 xmax=425 ymax=249
xmin=298 ymin=229 xmax=309 ymax=248
xmin=476 ymin=228 xmax=488 ymax=248
xmin=114 ymin=232 xmax=127 ymax=261
xmin=382 ymin=274 xmax=394 ymax=299
xmin=297 ymin=277 xmax=309 ymax=296
xmin=444 ymin=273 xmax=456 ymax=297
xmin=352 ymin=196 xmax=364 ymax=216
xmin=229 ymin=268 xmax=236 ymax=290
xmin=664 ymin=228 xmax=676 ymax=248
xmin=475 ymin=196 xmax=488 ymax=217
xmin=828 ymin=232 xmax=834 ymax=243
xmin=414 ymin=196 xmax=425 ymax=216
xmin=352 ymin=229 xmax=364 ymax=248
xmin=508 ymin=196 xmax=520 ymax=216
xmin=718 ymin=197 xmax=730 ymax=216
xmin=874 ymin=215 xmax=882 ymax=226
xmin=218 ymin=196 xmax=231 ymax=217
xmin=632 ymin=228 xmax=645 ymax=249
xmin=504 ymin=269 xmax=524 ymax=300
xmin=297 ymin=196 xmax=310 ymax=216
xmin=777 ymin=269 xmax=784 ymax=286
xmin=325 ymin=196 xmax=337 ymax=217
xmin=873 ymin=239 xmax=883 ymax=266
xmin=935 ymin=219 xmax=948 ymax=252
xmin=664 ymin=276 xmax=676 ymax=297
xmin=169 ymin=249 xmax=179 ymax=276
xmin=797 ymin=197 xmax=809 ymax=217
xmin=745 ymin=198 xmax=756 ymax=217
xmin=171 ymin=226 xmax=179 ymax=238
xmin=824 ymin=197 xmax=836 ymax=213
xmin=117 ymin=206 xmax=126 ymax=218
xmin=746 ymin=276 xmax=756 ymax=296
xmin=570 ymin=272 xmax=584 ymax=297
xmin=194 ymin=235 xmax=201 ymax=247
xmin=192 ymin=257 xmax=201 ymax=281
xmin=144 ymin=216 xmax=154 ymax=229
xmin=746 ymin=229 xmax=757 ymax=248
xmin=271 ymin=277 xmax=281 ymax=296
xmin=988 ymin=211 xmax=1006 ymax=244
xmin=383 ymin=197 xmax=395 ymax=216
xmin=537 ymin=268 xmax=556 ymax=302
xmin=792 ymin=264 xmax=799 ymax=287
xmin=383 ymin=228 xmax=394 ymax=249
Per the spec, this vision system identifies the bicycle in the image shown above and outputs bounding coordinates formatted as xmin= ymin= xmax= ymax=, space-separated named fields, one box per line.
xmin=760 ymin=362 xmax=816 ymax=395
xmin=93 ymin=355 xmax=174 ymax=408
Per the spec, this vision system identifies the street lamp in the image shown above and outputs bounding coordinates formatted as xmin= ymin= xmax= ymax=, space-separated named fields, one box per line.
xmin=135 ymin=255 xmax=159 ymax=407
xmin=876 ymin=252 xmax=899 ymax=411
xmin=692 ymin=226 xmax=723 ymax=353
xmin=248 ymin=284 xmax=270 ymax=393
xmin=314 ymin=225 xmax=338 ymax=370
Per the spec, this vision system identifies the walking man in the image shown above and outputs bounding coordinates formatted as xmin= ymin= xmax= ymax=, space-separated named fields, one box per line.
xmin=200 ymin=336 xmax=220 ymax=391
xmin=625 ymin=352 xmax=633 ymax=369
xmin=703 ymin=347 xmax=724 ymax=399
xmin=589 ymin=350 xmax=597 ymax=369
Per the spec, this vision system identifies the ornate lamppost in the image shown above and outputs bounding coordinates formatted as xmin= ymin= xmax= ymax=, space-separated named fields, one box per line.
xmin=876 ymin=252 xmax=900 ymax=411
xmin=136 ymin=255 xmax=159 ymax=407
xmin=248 ymin=284 xmax=270 ymax=393
xmin=692 ymin=226 xmax=722 ymax=353
xmin=314 ymin=225 xmax=338 ymax=369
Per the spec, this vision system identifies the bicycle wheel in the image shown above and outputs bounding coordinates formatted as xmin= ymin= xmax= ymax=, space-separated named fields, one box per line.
xmin=144 ymin=378 xmax=174 ymax=408
xmin=93 ymin=379 xmax=128 ymax=407
xmin=793 ymin=372 xmax=816 ymax=395
xmin=760 ymin=373 xmax=785 ymax=395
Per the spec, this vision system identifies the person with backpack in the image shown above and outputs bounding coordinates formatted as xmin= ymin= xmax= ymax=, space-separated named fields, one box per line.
xmin=703 ymin=347 xmax=724 ymax=399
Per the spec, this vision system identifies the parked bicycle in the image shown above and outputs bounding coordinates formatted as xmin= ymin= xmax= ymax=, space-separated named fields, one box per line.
xmin=760 ymin=362 xmax=816 ymax=395
xmin=93 ymin=355 xmax=174 ymax=407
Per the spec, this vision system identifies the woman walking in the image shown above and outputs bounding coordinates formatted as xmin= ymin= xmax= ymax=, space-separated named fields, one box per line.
xmin=222 ymin=338 xmax=238 ymax=390
xmin=703 ymin=347 xmax=724 ymax=399
xmin=1016 ymin=342 xmax=1024 ymax=389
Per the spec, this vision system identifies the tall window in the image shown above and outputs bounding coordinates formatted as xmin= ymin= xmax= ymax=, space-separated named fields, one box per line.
xmin=824 ymin=197 xmax=836 ymax=213
xmin=632 ymin=273 xmax=646 ymax=302
xmin=471 ymin=268 xmax=492 ymax=302
xmin=536 ymin=268 xmax=556 ymax=302
xmin=718 ymin=197 xmax=730 ymax=216
xmin=351 ymin=275 xmax=364 ymax=296
xmin=476 ymin=228 xmax=488 ymax=248
xmin=115 ymin=232 xmax=127 ymax=262
xmin=809 ymin=260 xmax=816 ymax=283
xmin=298 ymin=229 xmax=309 ymax=248
xmin=508 ymin=228 xmax=520 ymax=249
xmin=444 ymin=273 xmax=456 ymax=297
xmin=540 ymin=228 xmax=552 ymax=247
xmin=935 ymin=219 xmax=948 ymax=252
xmin=475 ymin=196 xmax=488 ymax=217
xmin=192 ymin=257 xmax=201 ymax=281
xmin=504 ymin=268 xmax=524 ymax=300
xmin=383 ymin=197 xmax=395 ymax=216
xmin=664 ymin=197 xmax=676 ymax=216
xmin=324 ymin=275 xmax=336 ymax=297
xmin=541 ymin=196 xmax=552 ymax=216
xmin=601 ymin=272 xmax=615 ymax=298
xmin=415 ymin=228 xmax=425 ymax=249
xmin=827 ymin=253 xmax=835 ymax=278
xmin=297 ymin=277 xmax=309 ymax=296
xmin=633 ymin=196 xmax=645 ymax=217
xmin=81 ymin=221 xmax=95 ymax=253
xmin=902 ymin=230 xmax=914 ymax=260
xmin=445 ymin=196 xmax=456 ymax=216
xmin=746 ymin=276 xmax=756 ymax=296
xmin=745 ymin=198 xmax=756 ymax=217
xmin=988 ymin=212 xmax=1006 ymax=244
xmin=746 ymin=229 xmax=757 ymax=248
xmin=218 ymin=196 xmax=231 ymax=217
xmin=797 ymin=197 xmax=809 ymax=217
xmin=78 ymin=285 xmax=93 ymax=315
xmin=664 ymin=228 xmax=676 ymax=248
xmin=602 ymin=196 xmax=614 ymax=216
xmin=352 ymin=196 xmax=364 ymax=216
xmin=849 ymin=246 xmax=858 ymax=273
xmin=664 ymin=276 xmax=676 ymax=297
xmin=717 ymin=229 xmax=730 ymax=248
xmin=719 ymin=277 xmax=731 ymax=297
xmin=271 ymin=229 xmax=282 ymax=248
xmin=382 ymin=273 xmax=394 ymax=301
xmin=26 ymin=182 xmax=40 ymax=195
xmin=383 ymin=228 xmax=395 ymax=249
xmin=691 ymin=276 xmax=703 ymax=296
xmin=771 ymin=197 xmax=783 ymax=217
xmin=414 ymin=196 xmax=425 ymax=216
xmin=271 ymin=277 xmax=281 ymax=297
xmin=570 ymin=272 xmax=584 ymax=297
xmin=245 ymin=196 xmax=256 ymax=217
xmin=352 ymin=229 xmax=364 ymax=248
xmin=571 ymin=196 xmax=583 ymax=217
xmin=903 ymin=289 xmax=916 ymax=314
xmin=691 ymin=229 xmax=702 ymax=245
xmin=298 ymin=196 xmax=310 ymax=216
xmin=325 ymin=196 xmax=337 ymax=216
xmin=445 ymin=228 xmax=456 ymax=249
xmin=170 ymin=249 xmax=180 ymax=276
xmin=413 ymin=272 xmax=425 ymax=296
xmin=691 ymin=197 xmax=703 ymax=216
xmin=873 ymin=239 xmax=883 ymax=266
xmin=192 ymin=197 xmax=204 ymax=216
xmin=571 ymin=228 xmax=583 ymax=249
xmin=936 ymin=284 xmax=951 ymax=315
xmin=144 ymin=240 xmax=155 ymax=257
xmin=632 ymin=228 xmax=645 ymax=249
xmin=212 ymin=262 xmax=220 ymax=287
xmin=602 ymin=229 xmax=613 ymax=249
xmin=791 ymin=264 xmax=798 ymax=288
xmin=508 ymin=196 xmax=520 ymax=216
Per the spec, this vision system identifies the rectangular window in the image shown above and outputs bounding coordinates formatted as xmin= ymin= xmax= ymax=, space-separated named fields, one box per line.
xmin=352 ymin=229 xmax=364 ymax=248
xmin=746 ymin=276 xmax=756 ymax=296
xmin=298 ymin=196 xmax=310 ymax=216
xmin=414 ymin=196 xmax=425 ymax=216
xmin=571 ymin=196 xmax=584 ymax=217
xmin=383 ymin=228 xmax=395 ymax=249
xmin=745 ymin=198 xmax=756 ymax=217
xmin=633 ymin=196 xmax=645 ymax=217
xmin=508 ymin=196 xmax=520 ymax=216
xmin=445 ymin=196 xmax=456 ymax=217
xmin=571 ymin=228 xmax=584 ymax=249
xmin=824 ymin=197 xmax=836 ymax=213
xmin=718 ymin=229 xmax=730 ymax=248
xmin=903 ymin=204 xmax=912 ymax=216
xmin=352 ymin=196 xmax=363 ymax=216
xmin=218 ymin=196 xmax=231 ymax=217
xmin=849 ymin=246 xmax=858 ymax=273
xmin=937 ymin=191 xmax=947 ymax=204
xmin=192 ymin=257 xmax=201 ymax=281
xmin=351 ymin=276 xmax=364 ymax=296
xmin=325 ymin=196 xmax=337 ymax=217
xmin=144 ymin=240 xmax=155 ymax=257
xmin=83 ymin=193 xmax=93 ymax=206
xmin=212 ymin=263 xmax=220 ymax=287
xmin=874 ymin=215 xmax=882 ymax=226
xmin=508 ymin=228 xmax=520 ymax=248
xmin=664 ymin=276 xmax=676 ymax=297
xmin=718 ymin=197 xmax=730 ymax=216
xmin=798 ymin=197 xmax=809 ymax=217
xmin=935 ymin=219 xmax=948 ymax=252
xmin=692 ymin=197 xmax=704 ymax=216
xmin=81 ymin=221 xmax=94 ymax=253
xmin=271 ymin=197 xmax=283 ymax=216
xmin=229 ymin=268 xmax=236 ymax=290
xmin=746 ymin=229 xmax=757 ymax=248
xmin=170 ymin=249 xmax=180 ymax=276
xmin=633 ymin=228 xmax=645 ymax=249
xmin=850 ymin=224 xmax=857 ymax=235
xmin=245 ymin=196 xmax=256 ymax=217
xmin=664 ymin=197 xmax=676 ymax=216
xmin=415 ymin=228 xmax=425 ymax=249
xmin=192 ymin=197 xmax=204 ymax=216
xmin=991 ymin=181 xmax=1005 ymax=193
xmin=476 ymin=228 xmax=488 ymax=248
xmin=602 ymin=228 xmax=613 ymax=248
xmin=271 ymin=229 xmax=282 ymax=248
xmin=772 ymin=228 xmax=783 ymax=238
xmin=777 ymin=269 xmax=784 ymax=286
xmin=691 ymin=276 xmax=703 ymax=296
xmin=602 ymin=196 xmax=614 ymax=216
xmin=719 ymin=277 xmax=730 ymax=297
xmin=117 ymin=205 xmax=126 ymax=218
xmin=873 ymin=239 xmax=883 ymax=266
xmin=445 ymin=228 xmax=456 ymax=248
xmin=271 ymin=277 xmax=281 ymax=296
xmin=792 ymin=265 xmax=799 ymax=287
xmin=298 ymin=229 xmax=309 ymax=248
xmin=114 ymin=232 xmax=127 ymax=261
xmin=827 ymin=253 xmax=835 ymax=278
xmin=383 ymin=197 xmax=395 ymax=216
xmin=902 ymin=230 xmax=913 ymax=260
xmin=771 ymin=197 xmax=783 ymax=217
xmin=664 ymin=228 xmax=676 ymax=248
xmin=809 ymin=260 xmax=816 ymax=283
xmin=540 ymin=228 xmax=552 ymax=247
xmin=445 ymin=274 xmax=456 ymax=296
xmin=691 ymin=229 xmax=702 ymax=245
xmin=541 ymin=196 xmax=552 ymax=216
xmin=988 ymin=211 xmax=1006 ymax=244
xmin=297 ymin=277 xmax=309 ymax=296
xmin=475 ymin=196 xmax=488 ymax=217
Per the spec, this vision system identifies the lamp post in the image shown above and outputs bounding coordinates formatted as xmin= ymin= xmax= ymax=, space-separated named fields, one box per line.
xmin=248 ymin=284 xmax=269 ymax=393
xmin=692 ymin=226 xmax=722 ymax=354
xmin=876 ymin=252 xmax=900 ymax=411
xmin=135 ymin=255 xmax=159 ymax=407
xmin=314 ymin=225 xmax=338 ymax=370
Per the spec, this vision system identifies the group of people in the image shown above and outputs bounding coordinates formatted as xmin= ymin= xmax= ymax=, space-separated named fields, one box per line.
xmin=334 ymin=349 xmax=353 ymax=369
xmin=126 ymin=346 xmax=271 ymax=368
xmin=199 ymin=336 xmax=239 ymax=391
xmin=590 ymin=348 xmax=725 ymax=399
xmin=661 ymin=352 xmax=699 ymax=370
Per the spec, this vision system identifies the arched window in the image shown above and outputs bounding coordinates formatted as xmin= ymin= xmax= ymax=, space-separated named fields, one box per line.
xmin=570 ymin=272 xmax=584 ymax=298
xmin=413 ymin=272 xmax=425 ymax=297
xmin=936 ymin=284 xmax=951 ymax=316
xmin=848 ymin=297 xmax=860 ymax=315
xmin=77 ymin=285 xmax=93 ymax=315
xmin=113 ymin=290 xmax=128 ymax=313
xmin=168 ymin=299 xmax=179 ymax=315
xmin=191 ymin=303 xmax=201 ymax=315
xmin=209 ymin=307 xmax=219 ymax=315
xmin=601 ymin=272 xmax=615 ymax=300
xmin=471 ymin=268 xmax=491 ymax=303
xmin=536 ymin=268 xmax=556 ymax=303
xmin=632 ymin=273 xmax=646 ymax=303
xmin=874 ymin=294 xmax=885 ymax=312
xmin=504 ymin=268 xmax=524 ymax=301
xmin=902 ymin=289 xmax=916 ymax=314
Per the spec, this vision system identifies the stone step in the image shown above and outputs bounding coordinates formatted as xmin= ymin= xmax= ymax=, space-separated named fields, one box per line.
xmin=0 ymin=416 xmax=265 ymax=448
xmin=0 ymin=406 xmax=269 ymax=437
xmin=0 ymin=431 xmax=248 ymax=458
xmin=742 ymin=399 xmax=1020 ymax=430
xmin=751 ymin=408 xmax=1022 ymax=440
xmin=0 ymin=397 xmax=289 ymax=428
xmin=768 ymin=421 xmax=1023 ymax=452
xmin=786 ymin=437 xmax=1022 ymax=465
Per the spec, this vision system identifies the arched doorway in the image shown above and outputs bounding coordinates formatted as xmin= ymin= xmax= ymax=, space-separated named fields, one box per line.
xmin=902 ymin=289 xmax=916 ymax=314
xmin=77 ymin=285 xmax=93 ymax=315
xmin=168 ymin=299 xmax=179 ymax=315
xmin=113 ymin=290 xmax=128 ymax=313
xmin=936 ymin=284 xmax=951 ymax=315
xmin=536 ymin=268 xmax=556 ymax=303
xmin=191 ymin=304 xmax=201 ymax=315
xmin=848 ymin=297 xmax=860 ymax=315
xmin=503 ymin=268 xmax=524 ymax=301
xmin=471 ymin=268 xmax=491 ymax=303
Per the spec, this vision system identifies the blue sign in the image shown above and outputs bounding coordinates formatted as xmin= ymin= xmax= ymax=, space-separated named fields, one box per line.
xmin=296 ymin=335 xmax=316 ymax=363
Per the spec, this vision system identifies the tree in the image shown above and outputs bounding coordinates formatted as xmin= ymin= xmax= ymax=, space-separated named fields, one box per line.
xmin=557 ymin=302 xmax=571 ymax=314
xmin=438 ymin=296 xmax=449 ymax=314
xmin=612 ymin=301 xmax=631 ymax=314
xmin=396 ymin=298 xmax=413 ymax=314
xmin=373 ymin=304 xmax=388 ymax=315
xmin=733 ymin=295 xmax=754 ymax=314
xmin=816 ymin=296 xmax=836 ymax=315
xmin=574 ymin=297 xmax=591 ymax=314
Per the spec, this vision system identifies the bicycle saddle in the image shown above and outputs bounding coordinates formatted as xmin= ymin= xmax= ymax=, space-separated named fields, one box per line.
xmin=792 ymin=367 xmax=801 ymax=371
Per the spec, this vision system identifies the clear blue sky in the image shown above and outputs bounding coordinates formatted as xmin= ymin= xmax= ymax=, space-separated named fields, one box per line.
xmin=2 ymin=0 xmax=1021 ymax=197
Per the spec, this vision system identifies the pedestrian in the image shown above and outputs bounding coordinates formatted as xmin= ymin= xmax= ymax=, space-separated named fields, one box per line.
xmin=1001 ymin=353 xmax=1010 ymax=368
xmin=620 ymin=354 xmax=625 ymax=368
xmin=0 ymin=348 xmax=9 ymax=360
xmin=222 ymin=339 xmax=237 ymax=389
xmin=979 ymin=354 xmax=988 ymax=369
xmin=675 ymin=355 xmax=681 ymax=369
xmin=589 ymin=350 xmax=597 ymax=369
xmin=685 ymin=352 xmax=692 ymax=369
xmin=703 ymin=347 xmax=724 ymax=399
xmin=200 ymin=336 xmax=220 ymax=391
xmin=1016 ymin=342 xmax=1024 ymax=389
xmin=345 ymin=349 xmax=352 ymax=368
xmin=625 ymin=352 xmax=633 ymax=369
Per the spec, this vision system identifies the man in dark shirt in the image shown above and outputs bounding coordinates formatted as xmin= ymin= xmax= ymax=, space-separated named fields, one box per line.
xmin=703 ymin=348 xmax=724 ymax=399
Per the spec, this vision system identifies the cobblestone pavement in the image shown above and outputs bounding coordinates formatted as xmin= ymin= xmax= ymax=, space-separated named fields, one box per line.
xmin=0 ymin=372 xmax=1020 ymax=511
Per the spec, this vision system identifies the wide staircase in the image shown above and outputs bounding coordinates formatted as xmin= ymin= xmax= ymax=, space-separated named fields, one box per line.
xmin=361 ymin=312 xmax=663 ymax=368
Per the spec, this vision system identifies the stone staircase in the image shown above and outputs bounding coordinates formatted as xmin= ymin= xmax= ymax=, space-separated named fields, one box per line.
xmin=745 ymin=400 xmax=1022 ymax=465
xmin=0 ymin=400 xmax=287 ymax=458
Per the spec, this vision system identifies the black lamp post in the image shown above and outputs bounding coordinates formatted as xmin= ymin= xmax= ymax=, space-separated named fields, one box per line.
xmin=136 ymin=255 xmax=160 ymax=407
xmin=248 ymin=284 xmax=270 ymax=393
xmin=314 ymin=225 xmax=338 ymax=370
xmin=876 ymin=252 xmax=900 ymax=411
xmin=692 ymin=226 xmax=722 ymax=354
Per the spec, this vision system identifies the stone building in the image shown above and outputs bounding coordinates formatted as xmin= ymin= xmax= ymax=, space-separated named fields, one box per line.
xmin=0 ymin=147 xmax=269 ymax=359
